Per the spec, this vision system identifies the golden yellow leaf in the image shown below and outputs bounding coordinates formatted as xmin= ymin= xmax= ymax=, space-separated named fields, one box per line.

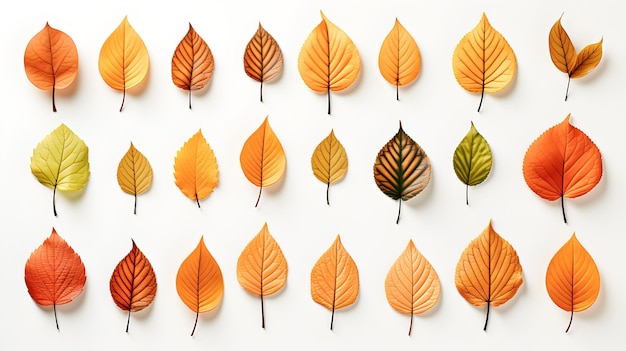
xmin=173 ymin=130 xmax=219 ymax=208
xmin=378 ymin=18 xmax=421 ymax=100
xmin=452 ymin=13 xmax=516 ymax=112
xmin=98 ymin=16 xmax=149 ymax=112
xmin=244 ymin=22 xmax=283 ymax=102
xmin=311 ymin=130 xmax=348 ymax=205
xmin=117 ymin=142 xmax=153 ymax=214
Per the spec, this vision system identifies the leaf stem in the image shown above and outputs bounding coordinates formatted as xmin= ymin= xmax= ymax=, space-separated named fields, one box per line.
xmin=565 ymin=76 xmax=571 ymax=101
xmin=52 ymin=85 xmax=57 ymax=112
xmin=408 ymin=312 xmax=413 ymax=336
xmin=396 ymin=83 xmax=399 ymax=101
xmin=196 ymin=194 xmax=201 ymax=208
xmin=190 ymin=311 xmax=199 ymax=336
xmin=396 ymin=200 xmax=402 ymax=224
xmin=561 ymin=195 xmax=567 ymax=224
xmin=53 ymin=185 xmax=58 ymax=217
xmin=327 ymin=87 xmax=331 ymax=115
xmin=54 ymin=303 xmax=59 ymax=331
xmin=326 ymin=182 xmax=330 ymax=205
xmin=477 ymin=88 xmax=485 ymax=112
xmin=134 ymin=194 xmax=137 ymax=215
xmin=260 ymin=81 xmax=264 ymax=102
xmin=255 ymin=186 xmax=262 ymax=208
xmin=261 ymin=294 xmax=265 ymax=329
xmin=188 ymin=90 xmax=192 ymax=109
xmin=565 ymin=310 xmax=573 ymax=333
xmin=330 ymin=305 xmax=335 ymax=331
xmin=120 ymin=89 xmax=126 ymax=112
xmin=483 ymin=301 xmax=490 ymax=331
xmin=125 ymin=310 xmax=131 ymax=333
xmin=466 ymin=184 xmax=469 ymax=206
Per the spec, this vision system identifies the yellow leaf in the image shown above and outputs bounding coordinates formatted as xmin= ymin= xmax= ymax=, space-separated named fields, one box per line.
xmin=378 ymin=18 xmax=421 ymax=100
xmin=117 ymin=142 xmax=153 ymax=214
xmin=240 ymin=116 xmax=285 ymax=207
xmin=244 ymin=22 xmax=283 ymax=102
xmin=298 ymin=11 xmax=360 ymax=114
xmin=452 ymin=13 xmax=516 ymax=112
xmin=311 ymin=130 xmax=348 ymax=205
xmin=30 ymin=124 xmax=89 ymax=217
xmin=98 ymin=16 xmax=149 ymax=112
xmin=173 ymin=130 xmax=219 ymax=208
xmin=237 ymin=223 xmax=287 ymax=328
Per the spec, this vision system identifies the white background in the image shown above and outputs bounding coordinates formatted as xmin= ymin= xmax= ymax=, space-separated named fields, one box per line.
xmin=1 ymin=0 xmax=624 ymax=350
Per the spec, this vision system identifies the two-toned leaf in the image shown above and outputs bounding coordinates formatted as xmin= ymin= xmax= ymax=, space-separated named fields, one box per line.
xmin=174 ymin=130 xmax=219 ymax=208
xmin=378 ymin=18 xmax=421 ymax=100
xmin=311 ymin=130 xmax=348 ymax=205
xmin=453 ymin=122 xmax=492 ymax=205
xmin=244 ymin=23 xmax=283 ymax=102
xmin=117 ymin=142 xmax=153 ymax=214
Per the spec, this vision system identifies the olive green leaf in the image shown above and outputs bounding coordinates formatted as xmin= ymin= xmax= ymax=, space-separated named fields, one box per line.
xmin=453 ymin=122 xmax=492 ymax=205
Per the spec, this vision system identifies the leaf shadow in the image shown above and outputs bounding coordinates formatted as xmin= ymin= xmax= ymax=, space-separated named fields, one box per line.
xmin=36 ymin=283 xmax=87 ymax=331
xmin=574 ymin=54 xmax=607 ymax=87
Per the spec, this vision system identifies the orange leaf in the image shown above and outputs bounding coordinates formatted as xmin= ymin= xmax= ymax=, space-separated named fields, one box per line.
xmin=237 ymin=223 xmax=287 ymax=328
xmin=522 ymin=114 xmax=602 ymax=223
xmin=24 ymin=228 xmax=86 ymax=330
xmin=110 ymin=240 xmax=157 ymax=332
xmin=240 ymin=116 xmax=286 ymax=207
xmin=176 ymin=236 xmax=224 ymax=336
xmin=546 ymin=234 xmax=600 ymax=333
xmin=24 ymin=23 xmax=78 ymax=112
xmin=117 ymin=142 xmax=153 ymax=214
xmin=174 ymin=129 xmax=219 ymax=208
xmin=244 ymin=22 xmax=283 ymax=102
xmin=171 ymin=23 xmax=214 ymax=109
xmin=455 ymin=220 xmax=523 ymax=331
xmin=378 ymin=18 xmax=421 ymax=100
xmin=310 ymin=235 xmax=359 ymax=330
xmin=385 ymin=240 xmax=440 ymax=336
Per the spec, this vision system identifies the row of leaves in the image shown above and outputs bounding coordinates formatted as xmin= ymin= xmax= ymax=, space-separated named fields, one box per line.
xmin=24 ymin=13 xmax=602 ymax=113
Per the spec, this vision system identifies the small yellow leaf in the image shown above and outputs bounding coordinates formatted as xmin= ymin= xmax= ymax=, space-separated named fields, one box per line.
xmin=117 ymin=142 xmax=153 ymax=214
xmin=173 ymin=130 xmax=219 ymax=208
xmin=244 ymin=23 xmax=283 ymax=102
xmin=378 ymin=18 xmax=421 ymax=100
xmin=311 ymin=130 xmax=348 ymax=205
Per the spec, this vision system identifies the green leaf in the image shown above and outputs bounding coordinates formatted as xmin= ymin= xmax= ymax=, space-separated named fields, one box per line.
xmin=453 ymin=122 xmax=492 ymax=205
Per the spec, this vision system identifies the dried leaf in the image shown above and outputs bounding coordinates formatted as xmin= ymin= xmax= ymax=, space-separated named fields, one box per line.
xmin=453 ymin=122 xmax=492 ymax=205
xmin=237 ymin=223 xmax=287 ymax=328
xmin=546 ymin=234 xmax=600 ymax=333
xmin=455 ymin=220 xmax=523 ymax=331
xmin=172 ymin=23 xmax=214 ymax=109
xmin=24 ymin=22 xmax=78 ymax=112
xmin=374 ymin=121 xmax=431 ymax=224
xmin=298 ymin=11 xmax=360 ymax=114
xmin=176 ymin=236 xmax=224 ymax=336
xmin=452 ymin=13 xmax=516 ymax=112
xmin=378 ymin=18 xmax=421 ymax=100
xmin=30 ymin=123 xmax=90 ymax=216
xmin=117 ymin=142 xmax=153 ymax=214
xmin=240 ymin=116 xmax=286 ymax=207
xmin=310 ymin=235 xmax=359 ymax=330
xmin=522 ymin=114 xmax=602 ymax=223
xmin=174 ymin=130 xmax=219 ymax=208
xmin=311 ymin=130 xmax=348 ymax=205
xmin=244 ymin=22 xmax=283 ymax=102
xmin=385 ymin=240 xmax=440 ymax=336
xmin=98 ymin=16 xmax=149 ymax=112
xmin=24 ymin=228 xmax=86 ymax=330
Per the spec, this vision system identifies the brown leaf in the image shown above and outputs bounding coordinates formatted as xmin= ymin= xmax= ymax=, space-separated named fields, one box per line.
xmin=243 ymin=23 xmax=283 ymax=102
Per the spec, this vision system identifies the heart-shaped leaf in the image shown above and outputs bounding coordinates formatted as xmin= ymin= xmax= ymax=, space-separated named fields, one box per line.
xmin=378 ymin=18 xmax=421 ymax=100
xmin=174 ymin=130 xmax=219 ymax=208
xmin=311 ymin=130 xmax=348 ymax=205
xmin=453 ymin=122 xmax=492 ymax=205
xmin=244 ymin=23 xmax=283 ymax=102
xmin=117 ymin=142 xmax=153 ymax=214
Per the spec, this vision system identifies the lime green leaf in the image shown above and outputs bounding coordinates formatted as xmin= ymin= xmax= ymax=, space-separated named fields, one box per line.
xmin=453 ymin=122 xmax=492 ymax=205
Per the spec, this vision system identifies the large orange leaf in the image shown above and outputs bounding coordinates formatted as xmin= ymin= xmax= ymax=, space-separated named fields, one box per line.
xmin=385 ymin=240 xmax=440 ymax=336
xmin=240 ymin=116 xmax=285 ymax=207
xmin=244 ymin=22 xmax=283 ymax=102
xmin=310 ymin=235 xmax=359 ymax=330
xmin=117 ymin=142 xmax=153 ymax=214
xmin=174 ymin=130 xmax=219 ymax=208
xmin=452 ymin=13 xmax=516 ymax=112
xmin=172 ymin=23 xmax=214 ymax=109
xmin=237 ymin=223 xmax=287 ymax=328
xmin=455 ymin=220 xmax=523 ymax=331
xmin=24 ymin=23 xmax=78 ymax=112
xmin=378 ymin=18 xmax=421 ymax=100
xmin=522 ymin=114 xmax=602 ymax=223
xmin=176 ymin=236 xmax=224 ymax=336
xmin=24 ymin=228 xmax=86 ymax=330
xmin=110 ymin=240 xmax=157 ymax=332
xmin=310 ymin=129 xmax=348 ymax=205
xmin=298 ymin=11 xmax=360 ymax=114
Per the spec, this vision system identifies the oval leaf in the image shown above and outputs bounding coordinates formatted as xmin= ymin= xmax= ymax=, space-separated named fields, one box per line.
xmin=117 ymin=142 xmax=153 ymax=214
xmin=244 ymin=22 xmax=283 ymax=102
xmin=453 ymin=122 xmax=492 ymax=205
xmin=311 ymin=130 xmax=348 ymax=205
xmin=174 ymin=129 xmax=219 ymax=208
xmin=570 ymin=39 xmax=602 ymax=79
xmin=378 ymin=18 xmax=421 ymax=100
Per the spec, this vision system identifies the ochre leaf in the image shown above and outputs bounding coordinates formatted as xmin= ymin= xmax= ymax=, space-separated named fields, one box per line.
xmin=310 ymin=235 xmax=359 ymax=330
xmin=171 ymin=23 xmax=214 ymax=109
xmin=98 ymin=16 xmax=149 ymax=112
xmin=378 ymin=18 xmax=421 ymax=100
xmin=546 ymin=233 xmax=600 ymax=333
xmin=244 ymin=22 xmax=283 ymax=102
xmin=452 ymin=13 xmax=516 ymax=112
xmin=237 ymin=223 xmax=287 ymax=328
xmin=455 ymin=220 xmax=523 ymax=331
xmin=24 ymin=22 xmax=78 ymax=112
xmin=298 ymin=11 xmax=360 ymax=114
xmin=311 ymin=130 xmax=348 ymax=205
xmin=174 ymin=129 xmax=219 ymax=208
xmin=24 ymin=228 xmax=86 ymax=330
xmin=176 ymin=236 xmax=224 ymax=336
xmin=117 ymin=142 xmax=153 ymax=214
xmin=385 ymin=240 xmax=440 ymax=336
xmin=570 ymin=39 xmax=603 ymax=79
xmin=110 ymin=240 xmax=157 ymax=332
xmin=522 ymin=114 xmax=602 ymax=223
xmin=374 ymin=121 xmax=431 ymax=224
xmin=30 ymin=123 xmax=90 ymax=217
xmin=453 ymin=122 xmax=492 ymax=205
xmin=240 ymin=116 xmax=286 ymax=207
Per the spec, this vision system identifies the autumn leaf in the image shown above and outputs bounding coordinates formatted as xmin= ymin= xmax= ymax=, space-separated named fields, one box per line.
xmin=310 ymin=235 xmax=359 ymax=330
xmin=99 ymin=16 xmax=149 ymax=112
xmin=240 ymin=116 xmax=286 ymax=207
xmin=546 ymin=233 xmax=600 ymax=333
xmin=522 ymin=114 xmax=602 ymax=223
xmin=24 ymin=228 xmax=86 ymax=330
xmin=110 ymin=239 xmax=157 ymax=332
xmin=174 ymin=130 xmax=219 ymax=208
xmin=117 ymin=142 xmax=153 ymax=214
xmin=385 ymin=240 xmax=440 ymax=336
xmin=237 ymin=223 xmax=287 ymax=328
xmin=244 ymin=22 xmax=283 ymax=102
xmin=172 ymin=23 xmax=214 ymax=109
xmin=311 ymin=130 xmax=348 ymax=205
xmin=455 ymin=220 xmax=523 ymax=331
xmin=176 ymin=236 xmax=224 ymax=336
xmin=24 ymin=22 xmax=78 ymax=112
xmin=374 ymin=121 xmax=431 ymax=224
xmin=378 ymin=18 xmax=421 ymax=100
xmin=298 ymin=11 xmax=360 ymax=114
xmin=453 ymin=122 xmax=492 ymax=205
xmin=452 ymin=13 xmax=516 ymax=112
xmin=30 ymin=123 xmax=89 ymax=217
